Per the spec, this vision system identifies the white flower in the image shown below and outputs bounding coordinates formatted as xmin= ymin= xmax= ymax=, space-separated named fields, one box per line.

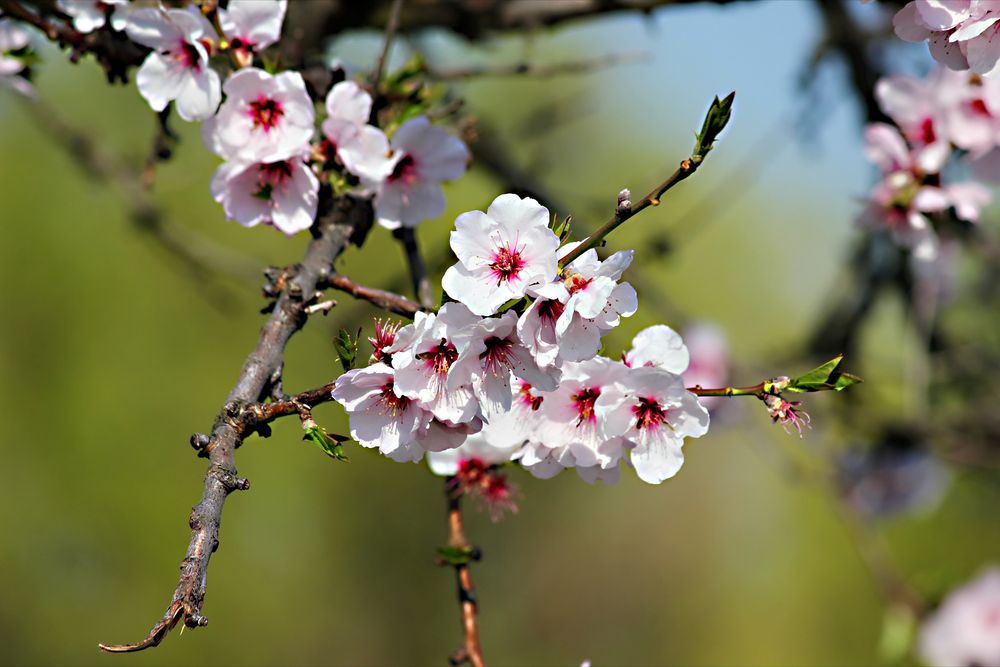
xmin=322 ymin=80 xmax=394 ymax=181
xmin=0 ymin=18 xmax=33 ymax=96
xmin=210 ymin=156 xmax=318 ymax=235
xmin=534 ymin=357 xmax=630 ymax=470
xmin=203 ymin=68 xmax=314 ymax=163
xmin=448 ymin=312 xmax=558 ymax=422
xmin=427 ymin=430 xmax=519 ymax=476
xmin=600 ymin=366 xmax=709 ymax=484
xmin=218 ymin=0 xmax=286 ymax=57
xmin=58 ymin=0 xmax=128 ymax=33
xmin=331 ymin=363 xmax=432 ymax=459
xmin=442 ymin=194 xmax=561 ymax=316
xmin=390 ymin=304 xmax=481 ymax=424
xmin=919 ymin=567 xmax=1000 ymax=667
xmin=125 ymin=6 xmax=221 ymax=121
xmin=623 ymin=324 xmax=689 ymax=373
xmin=371 ymin=115 xmax=469 ymax=229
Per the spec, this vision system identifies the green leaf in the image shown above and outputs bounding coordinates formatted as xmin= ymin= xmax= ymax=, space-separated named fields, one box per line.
xmin=786 ymin=354 xmax=863 ymax=393
xmin=877 ymin=604 xmax=916 ymax=665
xmin=436 ymin=546 xmax=478 ymax=567
xmin=694 ymin=91 xmax=735 ymax=158
xmin=334 ymin=328 xmax=361 ymax=370
xmin=303 ymin=425 xmax=350 ymax=462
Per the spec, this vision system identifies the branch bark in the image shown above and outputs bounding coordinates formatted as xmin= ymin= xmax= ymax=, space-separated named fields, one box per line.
xmin=98 ymin=195 xmax=372 ymax=653
xmin=443 ymin=491 xmax=486 ymax=667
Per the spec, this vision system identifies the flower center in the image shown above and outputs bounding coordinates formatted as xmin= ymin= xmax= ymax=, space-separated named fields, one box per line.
xmin=918 ymin=116 xmax=936 ymax=144
xmin=970 ymin=98 xmax=992 ymax=117
xmin=517 ymin=381 xmax=543 ymax=411
xmin=388 ymin=153 xmax=418 ymax=185
xmin=419 ymin=339 xmax=458 ymax=376
xmin=488 ymin=244 xmax=526 ymax=284
xmin=248 ymin=96 xmax=284 ymax=132
xmin=253 ymin=161 xmax=293 ymax=201
xmin=177 ymin=41 xmax=202 ymax=71
xmin=537 ymin=299 xmax=564 ymax=323
xmin=376 ymin=380 xmax=410 ymax=416
xmin=564 ymin=272 xmax=592 ymax=294
xmin=632 ymin=396 xmax=668 ymax=431
xmin=570 ymin=386 xmax=601 ymax=425
xmin=481 ymin=336 xmax=514 ymax=376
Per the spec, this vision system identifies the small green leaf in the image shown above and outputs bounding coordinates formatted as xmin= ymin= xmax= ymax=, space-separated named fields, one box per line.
xmin=303 ymin=425 xmax=350 ymax=462
xmin=436 ymin=546 xmax=478 ymax=566
xmin=694 ymin=91 xmax=735 ymax=158
xmin=786 ymin=354 xmax=863 ymax=393
xmin=334 ymin=328 xmax=361 ymax=370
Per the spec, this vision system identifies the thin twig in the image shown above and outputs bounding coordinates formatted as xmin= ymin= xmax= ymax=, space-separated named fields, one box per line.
xmin=428 ymin=50 xmax=647 ymax=81
xmin=442 ymin=489 xmax=486 ymax=667
xmin=98 ymin=196 xmax=371 ymax=653
xmin=393 ymin=227 xmax=436 ymax=310
xmin=372 ymin=0 xmax=404 ymax=88
xmin=324 ymin=272 xmax=422 ymax=318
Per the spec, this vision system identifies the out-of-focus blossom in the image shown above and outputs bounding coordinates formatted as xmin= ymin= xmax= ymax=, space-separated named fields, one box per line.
xmin=125 ymin=6 xmax=221 ymax=121
xmin=442 ymin=194 xmax=560 ymax=316
xmin=58 ymin=0 xmax=128 ymax=33
xmin=919 ymin=567 xmax=1000 ymax=667
xmin=321 ymin=80 xmax=395 ymax=181
xmin=210 ymin=156 xmax=318 ymax=235
xmin=370 ymin=115 xmax=469 ymax=229
xmin=203 ymin=68 xmax=314 ymax=163
xmin=0 ymin=18 xmax=33 ymax=96
xmin=218 ymin=0 xmax=286 ymax=66
xmin=860 ymin=123 xmax=990 ymax=260
xmin=894 ymin=1 xmax=1000 ymax=76
xmin=681 ymin=323 xmax=729 ymax=411
xmin=623 ymin=324 xmax=689 ymax=373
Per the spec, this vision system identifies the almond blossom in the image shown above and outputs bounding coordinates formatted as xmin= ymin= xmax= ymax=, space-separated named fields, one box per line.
xmin=371 ymin=115 xmax=469 ymax=229
xmin=124 ymin=6 xmax=221 ymax=122
xmin=203 ymin=68 xmax=314 ymax=163
xmin=623 ymin=324 xmax=689 ymax=374
xmin=331 ymin=363 xmax=432 ymax=459
xmin=442 ymin=193 xmax=561 ymax=316
xmin=218 ymin=0 xmax=286 ymax=66
xmin=209 ymin=155 xmax=319 ymax=235
xmin=919 ymin=567 xmax=1000 ymax=667
xmin=893 ymin=1 xmax=1000 ymax=75
xmin=0 ymin=18 xmax=33 ymax=96
xmin=58 ymin=0 xmax=128 ymax=34
xmin=390 ymin=304 xmax=481 ymax=425
xmin=322 ymin=80 xmax=395 ymax=181
xmin=601 ymin=365 xmax=709 ymax=484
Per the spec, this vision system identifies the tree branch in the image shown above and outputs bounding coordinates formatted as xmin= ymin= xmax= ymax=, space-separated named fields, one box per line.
xmin=393 ymin=227 xmax=436 ymax=310
xmin=323 ymin=273 xmax=422 ymax=318
xmin=98 ymin=195 xmax=372 ymax=653
xmin=440 ymin=490 xmax=486 ymax=667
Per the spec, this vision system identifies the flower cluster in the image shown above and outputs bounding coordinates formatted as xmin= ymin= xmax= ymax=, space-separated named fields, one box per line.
xmin=894 ymin=1 xmax=1000 ymax=76
xmin=333 ymin=194 xmax=710 ymax=486
xmin=861 ymin=66 xmax=994 ymax=260
xmin=110 ymin=2 xmax=469 ymax=234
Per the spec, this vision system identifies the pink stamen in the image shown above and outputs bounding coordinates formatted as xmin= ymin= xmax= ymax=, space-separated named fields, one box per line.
xmin=488 ymin=243 xmax=526 ymax=284
xmin=632 ymin=396 xmax=668 ymax=431
xmin=419 ymin=339 xmax=458 ymax=376
xmin=570 ymin=386 xmax=601 ymax=425
xmin=481 ymin=336 xmax=514 ymax=376
xmin=565 ymin=273 xmax=592 ymax=294
xmin=248 ymin=96 xmax=284 ymax=132
xmin=516 ymin=382 xmax=543 ymax=411
xmin=376 ymin=380 xmax=410 ymax=416
xmin=388 ymin=154 xmax=418 ymax=185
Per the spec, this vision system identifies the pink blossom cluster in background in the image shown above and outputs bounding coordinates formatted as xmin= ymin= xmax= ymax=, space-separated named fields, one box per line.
xmin=333 ymin=194 xmax=711 ymax=488
xmin=860 ymin=66 xmax=996 ymax=260
xmin=894 ymin=1 xmax=1000 ymax=76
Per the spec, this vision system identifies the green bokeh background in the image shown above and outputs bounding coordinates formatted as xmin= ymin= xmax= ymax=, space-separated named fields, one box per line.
xmin=2 ymin=3 xmax=999 ymax=665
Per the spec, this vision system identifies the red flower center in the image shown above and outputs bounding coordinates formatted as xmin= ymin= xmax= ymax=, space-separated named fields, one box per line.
xmin=565 ymin=273 xmax=592 ymax=294
xmin=970 ymin=98 xmax=992 ymax=117
xmin=481 ymin=336 xmax=514 ymax=376
xmin=570 ymin=386 xmax=601 ymax=425
xmin=537 ymin=299 xmax=564 ymax=323
xmin=489 ymin=244 xmax=526 ymax=283
xmin=517 ymin=382 xmax=543 ymax=411
xmin=388 ymin=154 xmax=418 ymax=185
xmin=632 ymin=396 xmax=668 ymax=431
xmin=918 ymin=116 xmax=936 ymax=144
xmin=248 ymin=96 xmax=284 ymax=132
xmin=177 ymin=41 xmax=202 ymax=71
xmin=376 ymin=380 xmax=410 ymax=415
xmin=420 ymin=340 xmax=458 ymax=375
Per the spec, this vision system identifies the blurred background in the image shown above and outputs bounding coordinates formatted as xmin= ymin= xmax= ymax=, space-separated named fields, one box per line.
xmin=2 ymin=0 xmax=999 ymax=664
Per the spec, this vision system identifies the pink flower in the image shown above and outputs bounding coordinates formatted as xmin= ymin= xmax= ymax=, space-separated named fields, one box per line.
xmin=600 ymin=366 xmax=709 ymax=484
xmin=680 ymin=323 xmax=729 ymax=411
xmin=390 ymin=305 xmax=481 ymax=424
xmin=209 ymin=156 xmax=318 ymax=235
xmin=370 ymin=115 xmax=469 ymax=229
xmin=894 ymin=1 xmax=1000 ymax=76
xmin=58 ymin=0 xmax=128 ymax=33
xmin=448 ymin=311 xmax=557 ymax=421
xmin=125 ymin=6 xmax=221 ymax=121
xmin=218 ymin=0 xmax=286 ymax=64
xmin=919 ymin=567 xmax=1000 ymax=667
xmin=331 ymin=363 xmax=432 ymax=458
xmin=203 ymin=67 xmax=314 ymax=163
xmin=321 ymin=80 xmax=394 ymax=182
xmin=441 ymin=194 xmax=561 ymax=316
xmin=623 ymin=324 xmax=689 ymax=373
